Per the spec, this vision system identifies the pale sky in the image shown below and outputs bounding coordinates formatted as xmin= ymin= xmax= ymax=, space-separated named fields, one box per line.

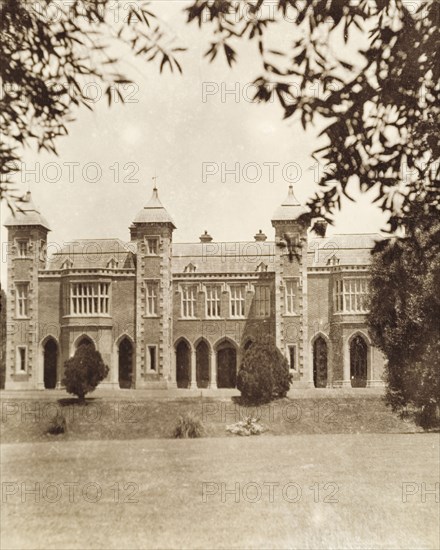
xmin=0 ymin=1 xmax=388 ymax=284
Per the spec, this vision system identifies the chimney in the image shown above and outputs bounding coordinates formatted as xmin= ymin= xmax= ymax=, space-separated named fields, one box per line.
xmin=200 ymin=230 xmax=213 ymax=243
xmin=254 ymin=229 xmax=267 ymax=242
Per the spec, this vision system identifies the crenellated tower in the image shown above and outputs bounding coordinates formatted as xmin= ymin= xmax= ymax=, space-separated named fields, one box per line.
xmin=129 ymin=185 xmax=176 ymax=388
xmin=271 ymin=185 xmax=311 ymax=386
xmin=4 ymin=192 xmax=50 ymax=389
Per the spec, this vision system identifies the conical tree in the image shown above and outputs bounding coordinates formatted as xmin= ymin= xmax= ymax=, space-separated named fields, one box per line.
xmin=237 ymin=336 xmax=292 ymax=404
xmin=62 ymin=344 xmax=109 ymax=402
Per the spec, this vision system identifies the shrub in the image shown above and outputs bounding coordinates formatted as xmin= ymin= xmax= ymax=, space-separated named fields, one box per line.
xmin=62 ymin=344 xmax=109 ymax=402
xmin=47 ymin=413 xmax=67 ymax=435
xmin=237 ymin=336 xmax=292 ymax=404
xmin=173 ymin=412 xmax=205 ymax=438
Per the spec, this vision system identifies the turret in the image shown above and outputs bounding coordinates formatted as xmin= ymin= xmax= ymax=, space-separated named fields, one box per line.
xmin=271 ymin=185 xmax=310 ymax=386
xmin=129 ymin=185 xmax=176 ymax=387
xmin=4 ymin=192 xmax=50 ymax=389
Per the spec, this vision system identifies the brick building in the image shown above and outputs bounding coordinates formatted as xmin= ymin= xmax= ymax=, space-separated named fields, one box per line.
xmin=4 ymin=185 xmax=386 ymax=390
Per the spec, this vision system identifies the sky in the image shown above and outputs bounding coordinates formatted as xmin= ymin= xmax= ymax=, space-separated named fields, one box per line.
xmin=0 ymin=1 xmax=388 ymax=284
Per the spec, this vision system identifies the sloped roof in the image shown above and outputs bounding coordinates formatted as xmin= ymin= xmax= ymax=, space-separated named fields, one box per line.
xmin=307 ymin=233 xmax=383 ymax=267
xmin=171 ymin=242 xmax=276 ymax=274
xmin=48 ymin=239 xmax=136 ymax=270
xmin=272 ymin=185 xmax=307 ymax=222
xmin=4 ymin=192 xmax=51 ymax=230
xmin=132 ymin=187 xmax=176 ymax=227
xmin=44 ymin=233 xmax=383 ymax=273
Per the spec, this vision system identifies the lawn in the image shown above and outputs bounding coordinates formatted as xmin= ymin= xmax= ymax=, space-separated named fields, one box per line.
xmin=1 ymin=434 xmax=439 ymax=549
xmin=0 ymin=395 xmax=423 ymax=444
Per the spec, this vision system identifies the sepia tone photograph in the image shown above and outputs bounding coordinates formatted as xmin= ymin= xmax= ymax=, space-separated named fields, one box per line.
xmin=0 ymin=1 xmax=439 ymax=549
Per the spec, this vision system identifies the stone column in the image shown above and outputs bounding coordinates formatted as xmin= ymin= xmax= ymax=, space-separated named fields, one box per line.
xmin=168 ymin=348 xmax=178 ymax=388
xmin=112 ymin=345 xmax=119 ymax=386
xmin=342 ymin=340 xmax=351 ymax=387
xmin=37 ymin=344 xmax=45 ymax=390
xmin=189 ymin=348 xmax=198 ymax=389
xmin=208 ymin=351 xmax=217 ymax=389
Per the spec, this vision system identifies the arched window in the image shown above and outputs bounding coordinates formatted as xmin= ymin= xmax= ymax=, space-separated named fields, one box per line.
xmin=176 ymin=340 xmax=191 ymax=388
xmin=350 ymin=335 xmax=368 ymax=387
xmin=313 ymin=336 xmax=328 ymax=388
xmin=217 ymin=341 xmax=237 ymax=388
xmin=118 ymin=337 xmax=133 ymax=389
xmin=76 ymin=336 xmax=95 ymax=350
xmin=43 ymin=338 xmax=58 ymax=389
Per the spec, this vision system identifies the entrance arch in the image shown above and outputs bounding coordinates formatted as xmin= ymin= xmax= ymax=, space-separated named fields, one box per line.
xmin=76 ymin=336 xmax=95 ymax=350
xmin=176 ymin=340 xmax=191 ymax=389
xmin=43 ymin=338 xmax=58 ymax=389
xmin=313 ymin=336 xmax=328 ymax=388
xmin=350 ymin=334 xmax=368 ymax=387
xmin=196 ymin=340 xmax=210 ymax=388
xmin=216 ymin=340 xmax=237 ymax=389
xmin=118 ymin=337 xmax=133 ymax=389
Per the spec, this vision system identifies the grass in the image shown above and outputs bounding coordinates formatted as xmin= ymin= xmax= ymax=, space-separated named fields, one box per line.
xmin=0 ymin=395 xmax=424 ymax=444
xmin=1 ymin=434 xmax=438 ymax=549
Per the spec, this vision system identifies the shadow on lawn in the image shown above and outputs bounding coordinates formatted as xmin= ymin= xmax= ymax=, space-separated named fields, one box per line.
xmin=57 ymin=397 xmax=102 ymax=407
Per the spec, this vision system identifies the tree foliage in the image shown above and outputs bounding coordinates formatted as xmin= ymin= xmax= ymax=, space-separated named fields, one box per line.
xmin=237 ymin=336 xmax=292 ymax=403
xmin=0 ymin=0 xmax=185 ymax=209
xmin=62 ymin=343 xmax=109 ymax=401
xmin=186 ymin=0 xmax=439 ymax=232
xmin=368 ymin=204 xmax=440 ymax=428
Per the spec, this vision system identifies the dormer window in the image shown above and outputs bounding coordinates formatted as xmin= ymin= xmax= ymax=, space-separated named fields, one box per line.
xmin=327 ymin=255 xmax=340 ymax=266
xmin=17 ymin=240 xmax=29 ymax=258
xmin=107 ymin=258 xmax=118 ymax=269
xmin=145 ymin=237 xmax=159 ymax=255
xmin=184 ymin=263 xmax=197 ymax=273
xmin=61 ymin=258 xmax=73 ymax=270
xmin=256 ymin=262 xmax=268 ymax=273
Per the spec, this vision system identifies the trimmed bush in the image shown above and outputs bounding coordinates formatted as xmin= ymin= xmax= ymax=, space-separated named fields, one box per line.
xmin=237 ymin=336 xmax=292 ymax=404
xmin=62 ymin=344 xmax=109 ymax=402
xmin=47 ymin=414 xmax=67 ymax=435
xmin=173 ymin=412 xmax=205 ymax=438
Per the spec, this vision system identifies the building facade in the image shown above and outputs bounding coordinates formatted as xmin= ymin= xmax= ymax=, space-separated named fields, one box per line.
xmin=4 ymin=186 xmax=386 ymax=390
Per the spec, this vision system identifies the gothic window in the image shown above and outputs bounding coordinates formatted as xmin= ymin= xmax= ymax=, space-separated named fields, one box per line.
xmin=181 ymin=285 xmax=197 ymax=318
xmin=255 ymin=285 xmax=270 ymax=317
xmin=16 ymin=346 xmax=27 ymax=373
xmin=205 ymin=285 xmax=221 ymax=318
xmin=229 ymin=285 xmax=245 ymax=318
xmin=288 ymin=344 xmax=297 ymax=371
xmin=16 ymin=240 xmax=29 ymax=258
xmin=147 ymin=345 xmax=157 ymax=371
xmin=145 ymin=238 xmax=159 ymax=255
xmin=16 ymin=283 xmax=29 ymax=318
xmin=70 ymin=283 xmax=110 ymax=316
xmin=145 ymin=282 xmax=158 ymax=316
xmin=334 ymin=278 xmax=369 ymax=313
xmin=285 ymin=279 xmax=297 ymax=315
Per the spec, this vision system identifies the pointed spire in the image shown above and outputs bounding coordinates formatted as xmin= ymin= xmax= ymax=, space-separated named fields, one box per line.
xmin=282 ymin=185 xmax=300 ymax=206
xmin=132 ymin=184 xmax=176 ymax=228
xmin=4 ymin=191 xmax=51 ymax=230
xmin=271 ymin=184 xmax=306 ymax=223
